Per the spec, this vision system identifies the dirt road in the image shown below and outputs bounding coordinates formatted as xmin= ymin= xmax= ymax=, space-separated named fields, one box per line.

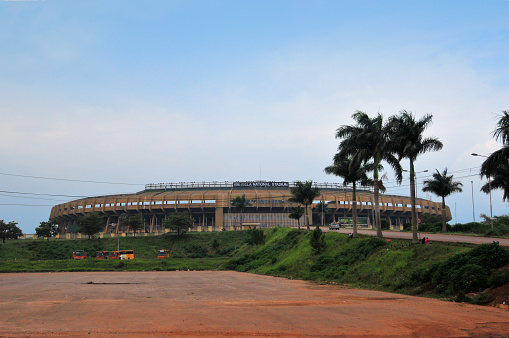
xmin=0 ymin=271 xmax=508 ymax=337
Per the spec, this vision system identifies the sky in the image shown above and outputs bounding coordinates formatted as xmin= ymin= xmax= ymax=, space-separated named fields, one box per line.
xmin=0 ymin=0 xmax=508 ymax=233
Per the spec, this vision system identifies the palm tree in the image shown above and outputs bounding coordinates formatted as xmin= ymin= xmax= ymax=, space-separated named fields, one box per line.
xmin=481 ymin=111 xmax=509 ymax=199
xmin=289 ymin=206 xmax=304 ymax=230
xmin=231 ymin=194 xmax=251 ymax=230
xmin=389 ymin=110 xmax=443 ymax=240
xmin=481 ymin=161 xmax=509 ymax=201
xmin=336 ymin=111 xmax=403 ymax=238
xmin=422 ymin=168 xmax=463 ymax=232
xmin=289 ymin=180 xmax=321 ymax=231
xmin=324 ymin=153 xmax=373 ymax=238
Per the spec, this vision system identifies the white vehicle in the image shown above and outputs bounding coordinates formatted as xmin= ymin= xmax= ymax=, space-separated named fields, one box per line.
xmin=329 ymin=223 xmax=340 ymax=230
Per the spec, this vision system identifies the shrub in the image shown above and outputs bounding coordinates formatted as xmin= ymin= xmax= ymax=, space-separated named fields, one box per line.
xmin=310 ymin=255 xmax=335 ymax=272
xmin=184 ymin=244 xmax=208 ymax=258
xmin=450 ymin=264 xmax=489 ymax=293
xmin=469 ymin=291 xmax=493 ymax=305
xmin=488 ymin=274 xmax=507 ymax=289
xmin=310 ymin=226 xmax=326 ymax=254
xmin=381 ymin=219 xmax=390 ymax=230
xmin=245 ymin=229 xmax=265 ymax=245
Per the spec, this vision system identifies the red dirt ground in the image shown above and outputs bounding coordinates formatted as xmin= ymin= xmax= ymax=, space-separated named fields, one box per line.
xmin=0 ymin=271 xmax=508 ymax=337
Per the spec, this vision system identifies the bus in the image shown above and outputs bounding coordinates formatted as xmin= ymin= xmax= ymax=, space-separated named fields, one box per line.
xmin=157 ymin=250 xmax=169 ymax=259
xmin=118 ymin=250 xmax=134 ymax=260
xmin=72 ymin=250 xmax=87 ymax=259
xmin=94 ymin=250 xmax=134 ymax=260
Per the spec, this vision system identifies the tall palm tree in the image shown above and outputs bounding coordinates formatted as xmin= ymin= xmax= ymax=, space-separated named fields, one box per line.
xmin=422 ymin=168 xmax=463 ymax=232
xmin=481 ymin=161 xmax=509 ymax=201
xmin=289 ymin=205 xmax=304 ymax=230
xmin=324 ymin=153 xmax=373 ymax=238
xmin=481 ymin=111 xmax=509 ymax=199
xmin=389 ymin=110 xmax=443 ymax=240
xmin=289 ymin=180 xmax=321 ymax=231
xmin=231 ymin=194 xmax=251 ymax=230
xmin=336 ymin=111 xmax=403 ymax=238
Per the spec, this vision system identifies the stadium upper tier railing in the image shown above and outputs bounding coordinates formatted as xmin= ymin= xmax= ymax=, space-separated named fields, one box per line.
xmin=144 ymin=182 xmax=351 ymax=190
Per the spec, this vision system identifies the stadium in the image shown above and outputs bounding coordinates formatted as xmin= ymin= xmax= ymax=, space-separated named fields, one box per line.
xmin=49 ymin=181 xmax=450 ymax=234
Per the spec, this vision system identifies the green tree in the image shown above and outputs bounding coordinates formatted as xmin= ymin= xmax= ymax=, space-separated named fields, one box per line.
xmin=35 ymin=220 xmax=58 ymax=240
xmin=389 ymin=110 xmax=443 ymax=239
xmin=127 ymin=214 xmax=143 ymax=237
xmin=422 ymin=168 xmax=463 ymax=232
xmin=289 ymin=180 xmax=321 ymax=231
xmin=77 ymin=212 xmax=104 ymax=239
xmin=480 ymin=111 xmax=509 ymax=201
xmin=309 ymin=225 xmax=326 ymax=254
xmin=118 ymin=213 xmax=129 ymax=233
xmin=231 ymin=194 xmax=251 ymax=230
xmin=163 ymin=212 xmax=194 ymax=235
xmin=0 ymin=220 xmax=23 ymax=244
xmin=289 ymin=205 xmax=304 ymax=230
xmin=481 ymin=162 xmax=509 ymax=201
xmin=336 ymin=111 xmax=403 ymax=238
xmin=324 ymin=153 xmax=373 ymax=238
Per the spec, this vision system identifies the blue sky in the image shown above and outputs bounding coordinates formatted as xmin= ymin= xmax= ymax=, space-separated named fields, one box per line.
xmin=0 ymin=0 xmax=508 ymax=233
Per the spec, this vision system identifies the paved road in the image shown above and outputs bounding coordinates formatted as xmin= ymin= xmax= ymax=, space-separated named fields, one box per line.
xmin=323 ymin=227 xmax=509 ymax=246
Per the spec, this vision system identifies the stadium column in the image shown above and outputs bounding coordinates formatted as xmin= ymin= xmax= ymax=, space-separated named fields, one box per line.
xmin=105 ymin=216 xmax=110 ymax=233
xmin=215 ymin=207 xmax=223 ymax=231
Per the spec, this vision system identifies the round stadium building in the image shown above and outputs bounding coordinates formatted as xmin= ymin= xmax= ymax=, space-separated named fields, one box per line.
xmin=50 ymin=181 xmax=451 ymax=234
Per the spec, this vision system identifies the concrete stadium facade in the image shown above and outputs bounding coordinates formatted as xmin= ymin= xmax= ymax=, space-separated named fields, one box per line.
xmin=50 ymin=181 xmax=451 ymax=233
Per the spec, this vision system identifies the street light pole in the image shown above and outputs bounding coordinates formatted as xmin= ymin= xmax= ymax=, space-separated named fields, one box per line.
xmin=471 ymin=153 xmax=494 ymax=230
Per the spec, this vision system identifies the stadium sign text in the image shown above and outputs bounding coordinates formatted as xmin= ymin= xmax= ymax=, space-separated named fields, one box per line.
xmin=233 ymin=181 xmax=289 ymax=188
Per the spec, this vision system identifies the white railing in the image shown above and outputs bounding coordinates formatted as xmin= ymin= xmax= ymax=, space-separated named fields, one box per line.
xmin=145 ymin=181 xmax=351 ymax=191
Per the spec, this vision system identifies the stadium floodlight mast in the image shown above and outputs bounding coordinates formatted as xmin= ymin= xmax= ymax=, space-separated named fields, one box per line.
xmin=471 ymin=153 xmax=494 ymax=230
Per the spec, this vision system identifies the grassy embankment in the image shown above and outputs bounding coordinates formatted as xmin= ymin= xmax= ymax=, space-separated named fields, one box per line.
xmin=1 ymin=227 xmax=508 ymax=304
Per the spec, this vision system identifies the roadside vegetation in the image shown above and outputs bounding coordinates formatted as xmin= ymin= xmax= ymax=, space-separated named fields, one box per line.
xmin=1 ymin=227 xmax=508 ymax=306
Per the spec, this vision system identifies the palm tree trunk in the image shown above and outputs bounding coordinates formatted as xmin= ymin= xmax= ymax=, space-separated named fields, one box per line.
xmin=410 ymin=161 xmax=419 ymax=243
xmin=305 ymin=204 xmax=310 ymax=231
xmin=352 ymin=182 xmax=358 ymax=238
xmin=374 ymin=175 xmax=383 ymax=239
xmin=441 ymin=197 xmax=447 ymax=232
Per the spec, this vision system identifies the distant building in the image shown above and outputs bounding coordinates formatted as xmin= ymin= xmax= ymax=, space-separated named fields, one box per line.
xmin=50 ymin=181 xmax=450 ymax=233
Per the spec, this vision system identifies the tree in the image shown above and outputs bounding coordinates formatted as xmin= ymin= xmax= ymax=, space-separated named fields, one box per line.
xmin=289 ymin=205 xmax=304 ymax=230
xmin=480 ymin=111 xmax=509 ymax=200
xmin=163 ymin=211 xmax=194 ymax=235
xmin=314 ymin=201 xmax=328 ymax=226
xmin=127 ymin=214 xmax=143 ymax=237
xmin=0 ymin=220 xmax=23 ymax=244
xmin=336 ymin=111 xmax=403 ymax=238
xmin=324 ymin=153 xmax=373 ymax=238
xmin=481 ymin=162 xmax=509 ymax=201
xmin=77 ymin=212 xmax=104 ymax=239
xmin=35 ymin=220 xmax=58 ymax=240
xmin=118 ymin=213 xmax=129 ymax=233
xmin=389 ymin=110 xmax=443 ymax=240
xmin=309 ymin=225 xmax=326 ymax=254
xmin=422 ymin=168 xmax=463 ymax=232
xmin=231 ymin=194 xmax=251 ymax=230
xmin=289 ymin=180 xmax=321 ymax=231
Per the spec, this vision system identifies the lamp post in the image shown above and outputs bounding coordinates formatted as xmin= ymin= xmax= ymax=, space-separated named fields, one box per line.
xmin=471 ymin=153 xmax=493 ymax=230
